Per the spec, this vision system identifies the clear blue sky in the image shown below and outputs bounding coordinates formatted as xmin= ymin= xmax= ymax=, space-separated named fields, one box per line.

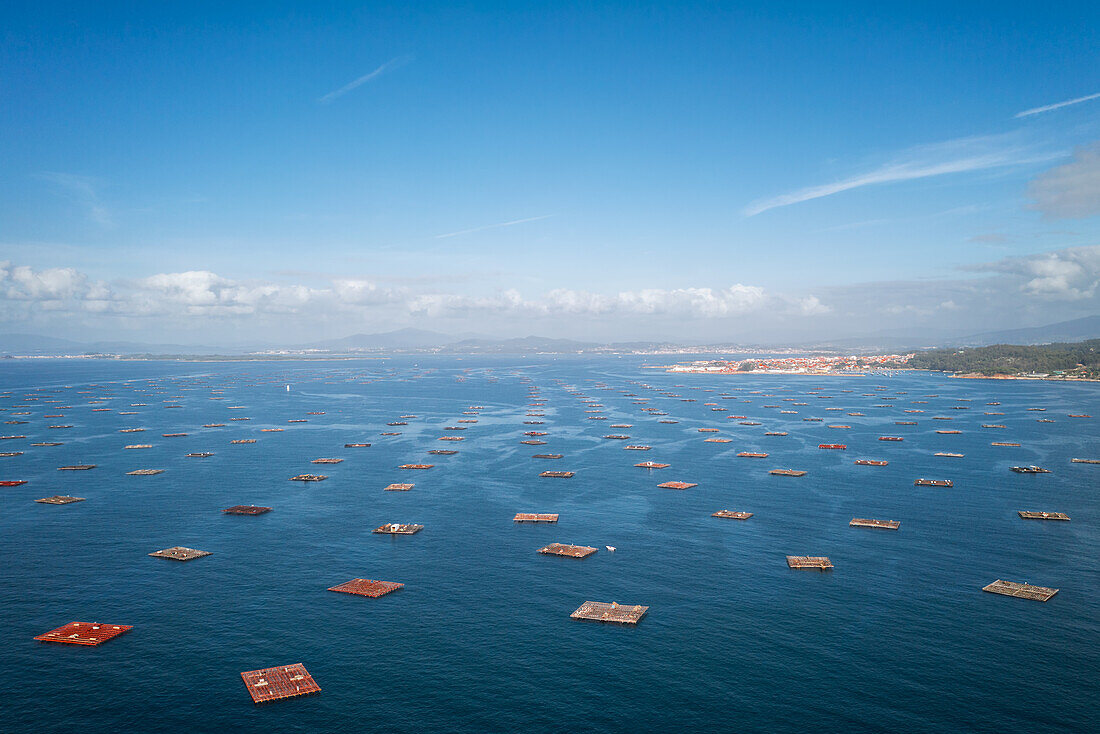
xmin=2 ymin=1 xmax=1099 ymax=344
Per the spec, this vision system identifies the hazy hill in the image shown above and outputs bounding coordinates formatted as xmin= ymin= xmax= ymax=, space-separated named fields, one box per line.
xmin=305 ymin=328 xmax=454 ymax=351
xmin=955 ymin=315 xmax=1100 ymax=346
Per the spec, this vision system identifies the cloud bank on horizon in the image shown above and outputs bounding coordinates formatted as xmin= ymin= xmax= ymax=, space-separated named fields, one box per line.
xmin=3 ymin=244 xmax=1099 ymax=343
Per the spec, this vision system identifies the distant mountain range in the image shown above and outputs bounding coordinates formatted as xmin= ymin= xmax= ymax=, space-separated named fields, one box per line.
xmin=3 ymin=315 xmax=1099 ymax=357
xmin=952 ymin=315 xmax=1100 ymax=346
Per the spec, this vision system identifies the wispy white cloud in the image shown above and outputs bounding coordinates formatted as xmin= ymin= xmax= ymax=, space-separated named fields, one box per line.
xmin=37 ymin=172 xmax=112 ymax=226
xmin=318 ymin=55 xmax=413 ymax=104
xmin=1015 ymin=92 xmax=1100 ymax=118
xmin=434 ymin=215 xmax=552 ymax=239
xmin=743 ymin=135 xmax=1058 ymax=217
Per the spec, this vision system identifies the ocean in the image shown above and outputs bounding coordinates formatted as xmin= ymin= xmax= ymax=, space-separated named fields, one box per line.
xmin=1 ymin=356 xmax=1097 ymax=732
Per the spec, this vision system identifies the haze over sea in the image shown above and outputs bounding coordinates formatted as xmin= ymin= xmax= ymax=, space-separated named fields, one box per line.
xmin=2 ymin=356 xmax=1097 ymax=733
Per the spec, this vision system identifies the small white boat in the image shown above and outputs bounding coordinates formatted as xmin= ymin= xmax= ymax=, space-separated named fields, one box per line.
xmin=605 ymin=545 xmax=616 ymax=552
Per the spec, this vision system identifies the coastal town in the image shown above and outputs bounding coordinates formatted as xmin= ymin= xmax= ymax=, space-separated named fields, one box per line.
xmin=653 ymin=353 xmax=914 ymax=375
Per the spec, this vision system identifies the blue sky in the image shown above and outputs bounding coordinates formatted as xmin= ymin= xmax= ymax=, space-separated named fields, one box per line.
xmin=2 ymin=1 xmax=1099 ymax=344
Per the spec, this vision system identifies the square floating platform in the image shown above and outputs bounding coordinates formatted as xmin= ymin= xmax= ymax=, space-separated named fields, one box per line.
xmin=713 ymin=510 xmax=753 ymax=520
xmin=224 ymin=505 xmax=272 ymax=515
xmin=399 ymin=464 xmax=433 ymax=470
xmin=635 ymin=461 xmax=670 ymax=469
xmin=230 ymin=439 xmax=257 ymax=444
xmin=373 ymin=523 xmax=423 ymax=534
xmin=127 ymin=469 xmax=164 ymax=476
xmin=328 ymin=578 xmax=404 ymax=597
xmin=514 ymin=513 xmax=558 ymax=523
xmin=36 ymin=495 xmax=85 ymax=505
xmin=35 ymin=621 xmax=132 ymax=646
xmin=786 ymin=556 xmax=834 ymax=570
xmin=311 ymin=458 xmax=343 ymax=464
xmin=850 ymin=518 xmax=900 ymax=530
xmin=58 ymin=465 xmax=95 ymax=471
xmin=540 ymin=471 xmax=574 ymax=478
xmin=1017 ymin=511 xmax=1070 ymax=521
xmin=538 ymin=543 xmax=597 ymax=558
xmin=532 ymin=454 xmax=563 ymax=459
xmin=241 ymin=663 xmax=321 ymax=704
xmin=289 ymin=474 xmax=327 ymax=482
xmin=657 ymin=481 xmax=697 ymax=489
xmin=571 ymin=601 xmax=648 ymax=625
xmin=738 ymin=452 xmax=768 ymax=458
xmin=769 ymin=469 xmax=806 ymax=477
xmin=149 ymin=546 xmax=212 ymax=561
xmin=384 ymin=483 xmax=414 ymax=491
xmin=982 ymin=579 xmax=1058 ymax=601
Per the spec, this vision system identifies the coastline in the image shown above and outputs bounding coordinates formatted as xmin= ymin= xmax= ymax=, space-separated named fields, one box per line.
xmin=950 ymin=372 xmax=1100 ymax=383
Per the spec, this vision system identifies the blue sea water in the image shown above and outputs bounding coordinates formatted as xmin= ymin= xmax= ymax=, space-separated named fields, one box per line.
xmin=0 ymin=356 xmax=1097 ymax=733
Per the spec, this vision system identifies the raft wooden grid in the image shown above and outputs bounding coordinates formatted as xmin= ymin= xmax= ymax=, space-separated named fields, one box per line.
xmin=224 ymin=505 xmax=272 ymax=515
xmin=538 ymin=543 xmax=597 ymax=558
xmin=786 ymin=556 xmax=833 ymax=569
xmin=1018 ymin=511 xmax=1070 ymax=521
xmin=384 ymin=483 xmax=413 ymax=491
xmin=373 ymin=523 xmax=423 ymax=534
xmin=328 ymin=578 xmax=404 ymax=597
xmin=657 ymin=481 xmax=697 ymax=489
xmin=36 ymin=495 xmax=85 ymax=504
xmin=241 ymin=664 xmax=321 ymax=704
xmin=570 ymin=601 xmax=648 ymax=625
xmin=514 ymin=513 xmax=558 ymax=522
xmin=289 ymin=474 xmax=327 ymax=482
xmin=982 ymin=579 xmax=1058 ymax=601
xmin=850 ymin=518 xmax=900 ymax=530
xmin=713 ymin=510 xmax=753 ymax=520
xmin=540 ymin=471 xmax=574 ymax=478
xmin=149 ymin=546 xmax=211 ymax=561
xmin=35 ymin=621 xmax=132 ymax=646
